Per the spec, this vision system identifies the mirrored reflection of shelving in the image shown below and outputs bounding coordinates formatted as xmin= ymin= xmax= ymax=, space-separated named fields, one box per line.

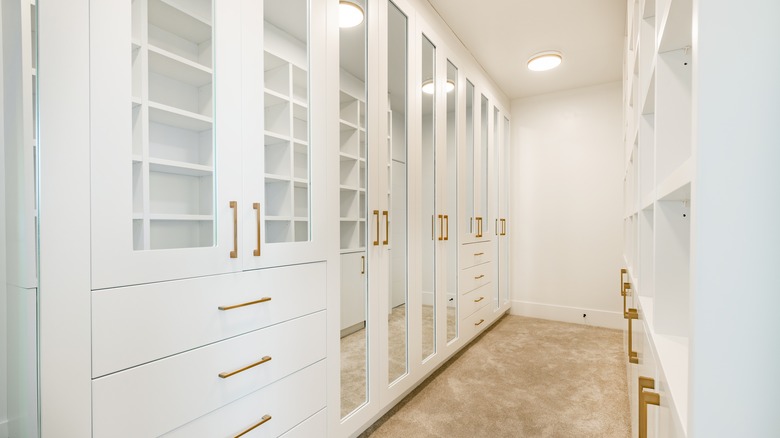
xmin=339 ymin=91 xmax=366 ymax=252
xmin=131 ymin=0 xmax=215 ymax=250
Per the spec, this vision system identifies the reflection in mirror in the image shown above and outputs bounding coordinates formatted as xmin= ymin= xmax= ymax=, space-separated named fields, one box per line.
xmin=464 ymin=81 xmax=475 ymax=236
xmin=502 ymin=116 xmax=511 ymax=306
xmin=480 ymin=95 xmax=489 ymax=227
xmin=388 ymin=1 xmax=409 ymax=384
xmin=446 ymin=60 xmax=458 ymax=343
xmin=338 ymin=0 xmax=368 ymax=418
xmin=493 ymin=106 xmax=500 ymax=308
xmin=421 ymin=34 xmax=436 ymax=361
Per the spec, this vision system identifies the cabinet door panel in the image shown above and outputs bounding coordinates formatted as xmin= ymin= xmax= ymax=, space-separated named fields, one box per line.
xmin=91 ymin=0 xmax=242 ymax=289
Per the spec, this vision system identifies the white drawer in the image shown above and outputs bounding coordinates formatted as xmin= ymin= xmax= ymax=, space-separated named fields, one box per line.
xmin=92 ymin=262 xmax=326 ymax=377
xmin=92 ymin=311 xmax=326 ymax=438
xmin=459 ymin=241 xmax=492 ymax=269
xmin=162 ymin=362 xmax=326 ymax=438
xmin=459 ymin=262 xmax=492 ymax=294
xmin=460 ymin=283 xmax=492 ymax=319
xmin=462 ymin=303 xmax=494 ymax=340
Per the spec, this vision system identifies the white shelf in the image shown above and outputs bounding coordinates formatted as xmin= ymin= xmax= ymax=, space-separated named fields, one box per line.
xmin=656 ymin=156 xmax=692 ymax=201
xmin=657 ymin=0 xmax=692 ymax=53
xmin=148 ymin=45 xmax=212 ymax=87
xmin=640 ymin=66 xmax=655 ymax=115
xmin=642 ymin=0 xmax=656 ymax=18
xmin=340 ymin=248 xmax=366 ymax=255
xmin=149 ymin=157 xmax=212 ymax=177
xmin=148 ymin=101 xmax=213 ymax=132
xmin=148 ymin=0 xmax=212 ymax=44
xmin=641 ymin=190 xmax=655 ymax=210
xmin=637 ymin=296 xmax=689 ymax=435
xmin=148 ymin=214 xmax=213 ymax=221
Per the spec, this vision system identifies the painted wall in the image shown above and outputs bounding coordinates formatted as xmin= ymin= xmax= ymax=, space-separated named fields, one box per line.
xmin=509 ymin=81 xmax=624 ymax=329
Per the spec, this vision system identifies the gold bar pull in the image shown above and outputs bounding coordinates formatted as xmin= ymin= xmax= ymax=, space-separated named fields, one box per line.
xmin=383 ymin=210 xmax=389 ymax=245
xmin=620 ymin=268 xmax=627 ymax=296
xmin=501 ymin=218 xmax=506 ymax=236
xmin=234 ymin=414 xmax=272 ymax=438
xmin=474 ymin=296 xmax=485 ymax=303
xmin=438 ymin=214 xmax=444 ymax=241
xmin=360 ymin=255 xmax=365 ymax=274
xmin=623 ymin=283 xmax=632 ymax=318
xmin=474 ymin=318 xmax=485 ymax=326
xmin=444 ymin=215 xmax=449 ymax=240
xmin=639 ymin=377 xmax=660 ymax=438
xmin=626 ymin=308 xmax=639 ymax=364
xmin=373 ymin=210 xmax=380 ymax=246
xmin=253 ymin=203 xmax=261 ymax=257
xmin=219 ymin=356 xmax=272 ymax=379
xmin=230 ymin=201 xmax=238 ymax=258
xmin=475 ymin=217 xmax=483 ymax=238
xmin=218 ymin=297 xmax=272 ymax=311
xmin=474 ymin=252 xmax=485 ymax=256
xmin=495 ymin=218 xmax=499 ymax=235
xmin=475 ymin=274 xmax=485 ymax=280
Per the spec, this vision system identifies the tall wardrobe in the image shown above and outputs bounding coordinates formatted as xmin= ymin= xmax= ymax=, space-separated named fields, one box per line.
xmin=1 ymin=0 xmax=512 ymax=436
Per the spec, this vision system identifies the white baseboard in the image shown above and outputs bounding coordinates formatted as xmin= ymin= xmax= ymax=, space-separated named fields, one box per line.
xmin=509 ymin=300 xmax=624 ymax=330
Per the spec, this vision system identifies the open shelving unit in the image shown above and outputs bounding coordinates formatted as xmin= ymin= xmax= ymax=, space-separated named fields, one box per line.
xmin=339 ymin=91 xmax=367 ymax=252
xmin=131 ymin=0 xmax=215 ymax=250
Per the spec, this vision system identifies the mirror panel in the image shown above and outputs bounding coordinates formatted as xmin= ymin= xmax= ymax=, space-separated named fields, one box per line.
xmin=464 ymin=80 xmax=474 ymax=236
xmin=480 ymin=94 xmax=489 ymax=229
xmin=420 ymin=34 xmax=436 ymax=361
xmin=445 ymin=60 xmax=458 ymax=343
xmin=387 ymin=0 xmax=409 ymax=384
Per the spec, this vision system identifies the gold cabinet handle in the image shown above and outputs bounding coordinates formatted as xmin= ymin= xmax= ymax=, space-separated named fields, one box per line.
xmin=501 ymin=218 xmax=506 ymax=236
xmin=444 ymin=215 xmax=449 ymax=240
xmin=383 ymin=210 xmax=389 ymax=245
xmin=474 ymin=252 xmax=484 ymax=256
xmin=230 ymin=201 xmax=238 ymax=258
xmin=623 ymin=283 xmax=632 ymax=318
xmin=495 ymin=218 xmax=499 ymax=235
xmin=234 ymin=414 xmax=272 ymax=438
xmin=219 ymin=356 xmax=272 ymax=379
xmin=639 ymin=377 xmax=660 ymax=438
xmin=620 ymin=268 xmax=627 ymax=295
xmin=360 ymin=255 xmax=365 ymax=274
xmin=438 ymin=214 xmax=444 ymax=241
xmin=475 ymin=217 xmax=483 ymax=238
xmin=252 ymin=203 xmax=261 ymax=256
xmin=474 ymin=296 xmax=485 ymax=303
xmin=218 ymin=297 xmax=272 ymax=311
xmin=474 ymin=318 xmax=485 ymax=326
xmin=373 ymin=210 xmax=380 ymax=246
xmin=626 ymin=308 xmax=639 ymax=364
xmin=475 ymin=274 xmax=485 ymax=280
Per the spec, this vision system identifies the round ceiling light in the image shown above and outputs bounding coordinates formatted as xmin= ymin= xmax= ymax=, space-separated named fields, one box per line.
xmin=527 ymin=51 xmax=563 ymax=72
xmin=422 ymin=79 xmax=456 ymax=95
xmin=339 ymin=1 xmax=365 ymax=28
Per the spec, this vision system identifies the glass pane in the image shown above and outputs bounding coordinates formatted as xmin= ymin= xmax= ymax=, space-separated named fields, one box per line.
xmin=493 ymin=106 xmax=500 ymax=308
xmin=502 ymin=116 xmax=511 ymax=305
xmin=388 ymin=1 xmax=409 ymax=384
xmin=446 ymin=60 xmax=458 ymax=343
xmin=133 ymin=0 xmax=216 ymax=250
xmin=338 ymin=0 xmax=368 ymax=418
xmin=421 ymin=34 xmax=436 ymax=361
xmin=480 ymin=95 xmax=489 ymax=231
xmin=464 ymin=81 xmax=474 ymax=236
xmin=263 ymin=0 xmax=310 ymax=244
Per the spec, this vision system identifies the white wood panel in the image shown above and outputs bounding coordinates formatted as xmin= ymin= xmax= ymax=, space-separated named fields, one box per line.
xmin=163 ymin=362 xmax=326 ymax=438
xmin=458 ymin=241 xmax=491 ymax=269
xmin=460 ymin=283 xmax=491 ymax=320
xmin=92 ymin=311 xmax=326 ymax=438
xmin=92 ymin=262 xmax=325 ymax=377
xmin=458 ymin=262 xmax=492 ymax=295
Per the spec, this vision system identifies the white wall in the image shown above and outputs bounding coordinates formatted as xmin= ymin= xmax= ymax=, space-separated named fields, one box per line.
xmin=0 ymin=1 xmax=8 ymax=434
xmin=510 ymin=81 xmax=624 ymax=329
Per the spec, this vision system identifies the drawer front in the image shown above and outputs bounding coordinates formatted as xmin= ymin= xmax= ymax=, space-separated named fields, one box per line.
xmin=93 ymin=311 xmax=326 ymax=438
xmin=162 ymin=362 xmax=326 ymax=438
xmin=459 ymin=241 xmax=492 ymax=269
xmin=459 ymin=262 xmax=492 ymax=294
xmin=92 ymin=262 xmax=326 ymax=377
xmin=279 ymin=409 xmax=327 ymax=438
xmin=461 ymin=303 xmax=493 ymax=340
xmin=460 ymin=283 xmax=492 ymax=319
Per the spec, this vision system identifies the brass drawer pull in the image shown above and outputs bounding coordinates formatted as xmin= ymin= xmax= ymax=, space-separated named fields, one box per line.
xmin=443 ymin=215 xmax=449 ymax=240
xmin=623 ymin=282 xmax=632 ymax=318
xmin=361 ymin=255 xmax=365 ymax=274
xmin=501 ymin=218 xmax=506 ymax=235
xmin=383 ymin=210 xmax=389 ymax=245
xmin=234 ymin=414 xmax=272 ymax=438
xmin=475 ymin=217 xmax=483 ymax=238
xmin=639 ymin=377 xmax=660 ymax=438
xmin=474 ymin=296 xmax=485 ymax=303
xmin=626 ymin=308 xmax=639 ymax=364
xmin=438 ymin=214 xmax=444 ymax=241
xmin=475 ymin=274 xmax=485 ymax=280
xmin=230 ymin=201 xmax=238 ymax=259
xmin=218 ymin=297 xmax=272 ymax=311
xmin=219 ymin=356 xmax=272 ymax=379
xmin=253 ymin=203 xmax=261 ymax=256
xmin=474 ymin=319 xmax=485 ymax=326
xmin=474 ymin=252 xmax=484 ymax=256
xmin=373 ymin=210 xmax=380 ymax=246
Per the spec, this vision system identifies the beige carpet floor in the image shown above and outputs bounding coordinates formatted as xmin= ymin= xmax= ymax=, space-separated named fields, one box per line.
xmin=360 ymin=315 xmax=630 ymax=438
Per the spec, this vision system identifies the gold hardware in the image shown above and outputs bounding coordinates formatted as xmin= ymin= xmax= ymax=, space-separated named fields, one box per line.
xmin=234 ymin=414 xmax=272 ymax=438
xmin=475 ymin=318 xmax=485 ymax=326
xmin=475 ymin=217 xmax=483 ymax=238
xmin=218 ymin=297 xmax=272 ymax=311
xmin=373 ymin=210 xmax=380 ymax=246
xmin=383 ymin=210 xmax=389 ymax=245
xmin=474 ymin=252 xmax=485 ymax=256
xmin=626 ymin=308 xmax=639 ymax=364
xmin=361 ymin=255 xmax=365 ymax=274
xmin=253 ymin=203 xmax=261 ymax=257
xmin=444 ymin=215 xmax=449 ymax=240
xmin=438 ymin=215 xmax=444 ymax=241
xmin=475 ymin=274 xmax=485 ymax=280
xmin=501 ymin=218 xmax=506 ymax=236
xmin=474 ymin=296 xmax=485 ymax=303
xmin=639 ymin=377 xmax=660 ymax=438
xmin=230 ymin=201 xmax=238 ymax=258
xmin=219 ymin=356 xmax=272 ymax=379
xmin=495 ymin=218 xmax=499 ymax=235
xmin=623 ymin=283 xmax=632 ymax=318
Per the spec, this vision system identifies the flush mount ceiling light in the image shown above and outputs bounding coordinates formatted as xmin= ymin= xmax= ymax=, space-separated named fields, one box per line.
xmin=422 ymin=79 xmax=456 ymax=95
xmin=339 ymin=1 xmax=365 ymax=28
xmin=527 ymin=51 xmax=563 ymax=72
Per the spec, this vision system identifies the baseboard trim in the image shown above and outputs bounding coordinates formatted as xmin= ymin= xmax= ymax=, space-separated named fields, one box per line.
xmin=509 ymin=300 xmax=624 ymax=330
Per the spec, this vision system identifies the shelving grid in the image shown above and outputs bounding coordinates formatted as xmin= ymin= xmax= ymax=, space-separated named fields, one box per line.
xmin=263 ymin=21 xmax=310 ymax=244
xmin=131 ymin=0 xmax=215 ymax=250
xmin=623 ymin=0 xmax=693 ymax=432
xmin=339 ymin=91 xmax=367 ymax=252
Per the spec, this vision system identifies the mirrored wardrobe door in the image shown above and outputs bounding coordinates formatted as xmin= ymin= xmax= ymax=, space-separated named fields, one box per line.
xmin=420 ymin=33 xmax=436 ymax=361
xmin=462 ymin=80 xmax=475 ymax=241
xmin=338 ymin=0 xmax=370 ymax=419
xmin=386 ymin=0 xmax=409 ymax=385
xmin=445 ymin=59 xmax=459 ymax=344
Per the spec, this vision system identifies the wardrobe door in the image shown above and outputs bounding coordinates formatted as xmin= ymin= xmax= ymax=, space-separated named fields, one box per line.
xmin=91 ymin=0 xmax=242 ymax=289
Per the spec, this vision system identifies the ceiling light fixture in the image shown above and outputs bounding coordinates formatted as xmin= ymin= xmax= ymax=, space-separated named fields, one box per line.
xmin=339 ymin=1 xmax=365 ymax=28
xmin=527 ymin=51 xmax=563 ymax=72
xmin=422 ymin=79 xmax=456 ymax=95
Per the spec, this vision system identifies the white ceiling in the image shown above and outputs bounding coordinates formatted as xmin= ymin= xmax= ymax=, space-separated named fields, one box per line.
xmin=426 ymin=0 xmax=626 ymax=100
